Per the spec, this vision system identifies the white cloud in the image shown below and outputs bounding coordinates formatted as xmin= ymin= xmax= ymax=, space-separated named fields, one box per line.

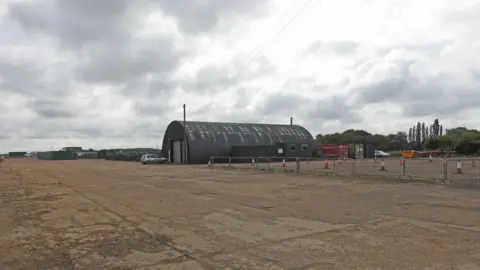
xmin=1 ymin=0 xmax=480 ymax=152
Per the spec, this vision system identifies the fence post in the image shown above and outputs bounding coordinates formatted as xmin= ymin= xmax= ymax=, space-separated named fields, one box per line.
xmin=352 ymin=158 xmax=356 ymax=176
xmin=477 ymin=159 xmax=480 ymax=180
xmin=296 ymin=158 xmax=300 ymax=173
xmin=443 ymin=159 xmax=448 ymax=183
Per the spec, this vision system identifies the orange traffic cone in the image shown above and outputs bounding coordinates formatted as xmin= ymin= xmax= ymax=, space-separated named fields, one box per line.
xmin=472 ymin=159 xmax=476 ymax=167
xmin=282 ymin=159 xmax=286 ymax=167
xmin=456 ymin=161 xmax=462 ymax=174
xmin=324 ymin=159 xmax=329 ymax=169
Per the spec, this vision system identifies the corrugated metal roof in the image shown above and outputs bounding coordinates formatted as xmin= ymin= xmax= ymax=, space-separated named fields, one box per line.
xmin=179 ymin=121 xmax=313 ymax=145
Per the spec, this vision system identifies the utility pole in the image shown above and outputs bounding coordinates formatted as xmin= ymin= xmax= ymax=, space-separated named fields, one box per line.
xmin=183 ymin=104 xmax=187 ymax=164
xmin=290 ymin=117 xmax=293 ymax=125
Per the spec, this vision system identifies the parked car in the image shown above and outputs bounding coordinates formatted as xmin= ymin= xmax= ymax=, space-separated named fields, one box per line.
xmin=140 ymin=154 xmax=167 ymax=164
xmin=374 ymin=150 xmax=391 ymax=157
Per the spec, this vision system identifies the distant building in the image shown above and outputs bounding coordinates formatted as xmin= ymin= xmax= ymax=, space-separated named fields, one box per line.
xmin=161 ymin=120 xmax=314 ymax=164
xmin=61 ymin=146 xmax=83 ymax=151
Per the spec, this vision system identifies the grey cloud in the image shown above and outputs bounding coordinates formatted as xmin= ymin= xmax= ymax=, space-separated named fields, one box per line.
xmin=349 ymin=44 xmax=480 ymax=118
xmin=0 ymin=59 xmax=42 ymax=95
xmin=258 ymin=93 xmax=311 ymax=116
xmin=152 ymin=0 xmax=271 ymax=34
xmin=75 ymin=38 xmax=185 ymax=85
xmin=215 ymin=110 xmax=270 ymax=124
xmin=7 ymin=0 xmax=132 ymax=49
xmin=443 ymin=3 xmax=480 ymax=26
xmin=180 ymin=55 xmax=276 ymax=94
xmin=35 ymin=108 xmax=76 ymax=119
xmin=307 ymin=96 xmax=363 ymax=124
xmin=123 ymin=76 xmax=177 ymax=98
xmin=255 ymin=91 xmax=362 ymax=125
xmin=181 ymin=64 xmax=236 ymax=94
xmin=253 ymin=75 xmax=363 ymax=125
xmin=1 ymin=0 xmax=276 ymax=149
xmin=24 ymin=117 xmax=164 ymax=139
xmin=0 ymin=121 xmax=13 ymax=140
xmin=133 ymin=101 xmax=172 ymax=116
xmin=8 ymin=0 xmax=188 ymax=87
xmin=304 ymin=40 xmax=359 ymax=56
xmin=4 ymin=0 xmax=478 ymax=152
xmin=401 ymin=40 xmax=453 ymax=55
xmin=27 ymin=99 xmax=77 ymax=119
xmin=233 ymin=87 xmax=253 ymax=109
xmin=190 ymin=104 xmax=212 ymax=116
xmin=353 ymin=64 xmax=411 ymax=104
xmin=0 ymin=50 xmax=72 ymax=104
xmin=8 ymin=0 xmax=273 ymax=45
xmin=23 ymin=122 xmax=104 ymax=139
xmin=401 ymin=87 xmax=480 ymax=117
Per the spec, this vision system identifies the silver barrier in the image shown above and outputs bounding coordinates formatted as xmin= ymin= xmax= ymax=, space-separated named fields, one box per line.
xmin=209 ymin=156 xmax=301 ymax=173
xmin=208 ymin=156 xmax=480 ymax=185
xmin=445 ymin=158 xmax=480 ymax=184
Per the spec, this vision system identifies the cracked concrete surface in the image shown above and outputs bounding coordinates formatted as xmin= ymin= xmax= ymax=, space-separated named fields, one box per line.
xmin=1 ymin=159 xmax=480 ymax=269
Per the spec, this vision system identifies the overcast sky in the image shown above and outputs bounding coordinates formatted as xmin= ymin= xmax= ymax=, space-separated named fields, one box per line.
xmin=1 ymin=0 xmax=479 ymax=152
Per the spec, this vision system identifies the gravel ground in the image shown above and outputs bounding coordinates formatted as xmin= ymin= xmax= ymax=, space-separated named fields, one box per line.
xmin=1 ymin=159 xmax=480 ymax=269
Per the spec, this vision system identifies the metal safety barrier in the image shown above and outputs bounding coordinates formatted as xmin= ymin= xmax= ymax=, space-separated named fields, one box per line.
xmin=208 ymin=156 xmax=480 ymax=185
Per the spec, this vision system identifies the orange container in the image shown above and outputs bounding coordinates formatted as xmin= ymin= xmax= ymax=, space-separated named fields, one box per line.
xmin=400 ymin=151 xmax=417 ymax=158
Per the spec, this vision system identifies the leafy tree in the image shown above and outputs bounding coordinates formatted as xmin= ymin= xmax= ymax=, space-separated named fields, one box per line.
xmin=412 ymin=126 xmax=416 ymax=144
xmin=416 ymin=122 xmax=422 ymax=149
xmin=315 ymin=129 xmax=407 ymax=151
xmin=425 ymin=138 xmax=440 ymax=150
xmin=421 ymin=122 xmax=426 ymax=145
xmin=433 ymin=119 xmax=440 ymax=137
xmin=315 ymin=120 xmax=480 ymax=156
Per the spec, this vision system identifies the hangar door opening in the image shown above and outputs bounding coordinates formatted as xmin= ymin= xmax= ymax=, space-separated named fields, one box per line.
xmin=172 ymin=140 xmax=182 ymax=163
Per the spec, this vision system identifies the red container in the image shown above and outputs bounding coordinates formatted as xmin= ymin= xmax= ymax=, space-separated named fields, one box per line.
xmin=320 ymin=144 xmax=348 ymax=158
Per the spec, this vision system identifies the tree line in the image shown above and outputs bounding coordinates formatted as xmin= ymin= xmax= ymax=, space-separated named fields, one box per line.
xmin=315 ymin=118 xmax=480 ymax=155
xmin=407 ymin=119 xmax=443 ymax=149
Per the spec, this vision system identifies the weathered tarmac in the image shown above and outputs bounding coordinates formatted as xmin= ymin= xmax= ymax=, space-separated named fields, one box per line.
xmin=1 ymin=159 xmax=480 ymax=269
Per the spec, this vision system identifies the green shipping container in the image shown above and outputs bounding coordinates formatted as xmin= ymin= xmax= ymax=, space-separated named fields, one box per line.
xmin=8 ymin=152 xmax=27 ymax=158
xmin=37 ymin=151 xmax=53 ymax=160
xmin=52 ymin=151 xmax=77 ymax=160
xmin=77 ymin=152 xmax=99 ymax=159
xmin=37 ymin=151 xmax=76 ymax=160
xmin=98 ymin=150 xmax=108 ymax=159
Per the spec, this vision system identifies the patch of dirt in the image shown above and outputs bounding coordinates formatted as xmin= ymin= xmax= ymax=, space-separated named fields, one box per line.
xmin=1 ymin=159 xmax=480 ymax=269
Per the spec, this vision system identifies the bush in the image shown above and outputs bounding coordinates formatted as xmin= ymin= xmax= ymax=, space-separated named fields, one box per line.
xmin=455 ymin=139 xmax=480 ymax=155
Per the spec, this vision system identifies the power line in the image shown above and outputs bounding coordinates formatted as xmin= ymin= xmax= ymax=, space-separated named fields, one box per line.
xmin=229 ymin=1 xmax=306 ymax=77
xmin=231 ymin=0 xmax=314 ymax=80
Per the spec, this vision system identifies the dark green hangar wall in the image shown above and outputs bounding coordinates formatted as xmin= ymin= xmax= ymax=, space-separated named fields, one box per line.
xmin=161 ymin=120 xmax=314 ymax=164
